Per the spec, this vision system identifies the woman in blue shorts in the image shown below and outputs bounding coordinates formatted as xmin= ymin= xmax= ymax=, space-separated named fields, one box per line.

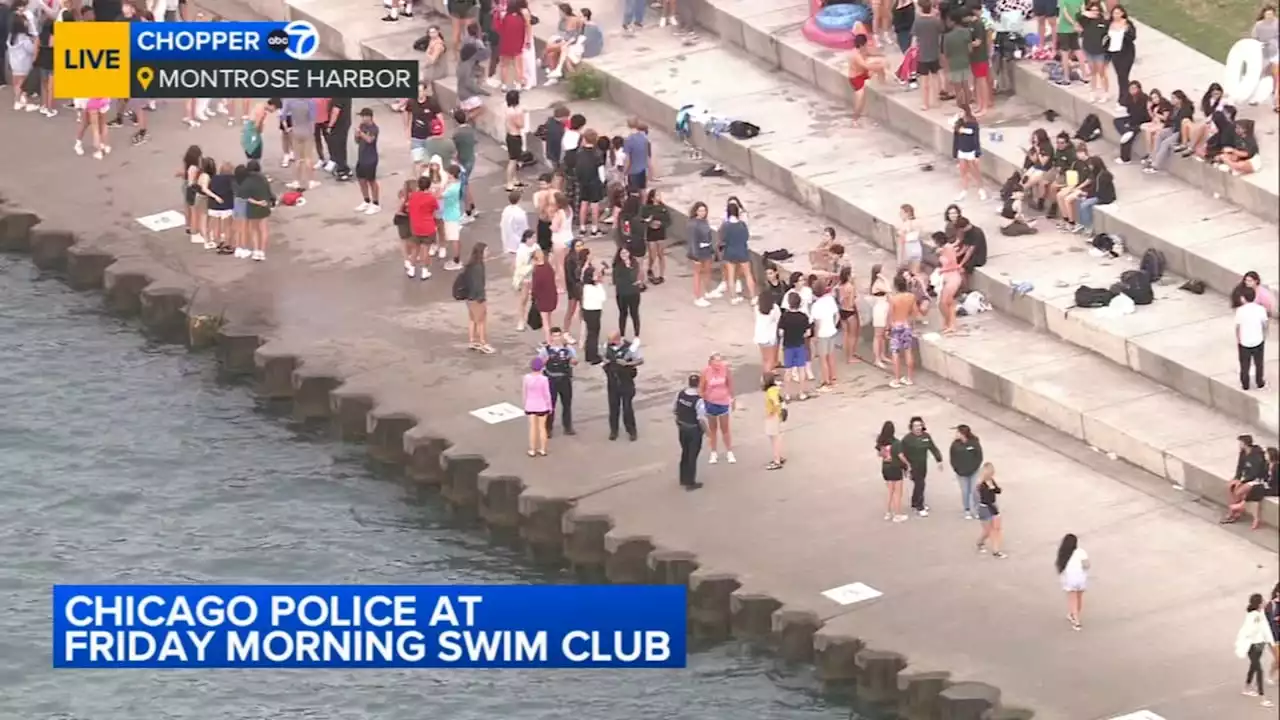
xmin=975 ymin=463 xmax=1006 ymax=557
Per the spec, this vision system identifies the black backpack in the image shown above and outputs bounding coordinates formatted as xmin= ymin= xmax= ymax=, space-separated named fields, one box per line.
xmin=1074 ymin=285 xmax=1115 ymax=308
xmin=1118 ymin=269 xmax=1153 ymax=305
xmin=728 ymin=121 xmax=760 ymax=140
xmin=451 ymin=273 xmax=468 ymax=301
xmin=1139 ymin=248 xmax=1166 ymax=282
xmin=1075 ymin=113 xmax=1102 ymax=142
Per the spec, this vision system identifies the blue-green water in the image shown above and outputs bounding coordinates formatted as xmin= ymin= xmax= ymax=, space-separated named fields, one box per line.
xmin=0 ymin=256 xmax=854 ymax=719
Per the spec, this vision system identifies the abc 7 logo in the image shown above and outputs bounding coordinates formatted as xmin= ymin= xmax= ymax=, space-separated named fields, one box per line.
xmin=266 ymin=21 xmax=320 ymax=61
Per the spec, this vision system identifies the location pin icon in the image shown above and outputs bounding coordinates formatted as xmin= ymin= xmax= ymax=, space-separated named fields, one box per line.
xmin=137 ymin=67 xmax=154 ymax=91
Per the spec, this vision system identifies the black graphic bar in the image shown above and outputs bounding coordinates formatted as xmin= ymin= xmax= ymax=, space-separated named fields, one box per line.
xmin=130 ymin=60 xmax=419 ymax=99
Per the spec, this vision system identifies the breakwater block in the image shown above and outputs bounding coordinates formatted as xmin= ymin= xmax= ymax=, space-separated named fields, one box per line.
xmin=604 ymin=533 xmax=655 ymax=585
xmin=517 ymin=494 xmax=572 ymax=565
xmin=772 ymin=608 xmax=822 ymax=663
xmin=898 ymin=671 xmax=952 ymax=720
xmin=29 ymin=228 xmax=77 ymax=271
xmin=0 ymin=209 xmax=40 ymax=251
xmin=688 ymin=571 xmax=741 ymax=641
xmin=477 ymin=471 xmax=525 ymax=538
xmin=856 ymin=648 xmax=909 ymax=704
xmin=291 ymin=368 xmax=341 ymax=422
xmin=253 ymin=347 xmax=299 ymax=400
xmin=403 ymin=427 xmax=452 ymax=486
xmin=215 ymin=328 xmax=262 ymax=377
xmin=938 ymin=681 xmax=1002 ymax=720
xmin=647 ymin=549 xmax=699 ymax=586
xmin=562 ymin=511 xmax=612 ymax=580
xmin=990 ymin=706 xmax=1035 ymax=720
xmin=65 ymin=245 xmax=115 ymax=290
xmin=102 ymin=264 xmax=153 ymax=317
xmin=815 ymin=633 xmax=866 ymax=690
xmin=440 ymin=446 xmax=488 ymax=520
xmin=367 ymin=409 xmax=418 ymax=465
xmin=329 ymin=387 xmax=374 ymax=441
xmin=139 ymin=284 xmax=192 ymax=344
xmin=730 ymin=592 xmax=783 ymax=640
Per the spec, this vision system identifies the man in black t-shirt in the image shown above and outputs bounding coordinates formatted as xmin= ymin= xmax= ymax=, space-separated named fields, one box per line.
xmin=325 ymin=97 xmax=353 ymax=181
xmin=777 ymin=293 xmax=812 ymax=401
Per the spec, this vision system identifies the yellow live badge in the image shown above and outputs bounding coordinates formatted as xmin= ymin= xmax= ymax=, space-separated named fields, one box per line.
xmin=53 ymin=22 xmax=132 ymax=99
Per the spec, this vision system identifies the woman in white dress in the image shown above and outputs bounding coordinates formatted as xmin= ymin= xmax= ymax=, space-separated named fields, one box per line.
xmin=1236 ymin=592 xmax=1278 ymax=707
xmin=753 ymin=292 xmax=781 ymax=380
xmin=1055 ymin=533 xmax=1090 ymax=631
xmin=869 ymin=264 xmax=891 ymax=368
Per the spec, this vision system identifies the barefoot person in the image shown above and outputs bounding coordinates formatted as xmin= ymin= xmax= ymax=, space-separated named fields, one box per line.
xmin=836 ymin=266 xmax=860 ymax=363
xmin=877 ymin=421 xmax=909 ymax=522
xmin=848 ymin=34 xmax=888 ymax=126
xmin=886 ymin=272 xmax=918 ymax=389
xmin=934 ymin=232 xmax=963 ymax=334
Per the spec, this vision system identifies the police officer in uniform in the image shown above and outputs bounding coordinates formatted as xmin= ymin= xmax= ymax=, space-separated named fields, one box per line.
xmin=603 ymin=332 xmax=642 ymax=441
xmin=538 ymin=327 xmax=577 ymax=437
xmin=674 ymin=374 xmax=707 ymax=490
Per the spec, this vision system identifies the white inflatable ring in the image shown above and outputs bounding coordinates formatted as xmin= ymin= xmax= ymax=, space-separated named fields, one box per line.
xmin=1224 ymin=39 xmax=1264 ymax=104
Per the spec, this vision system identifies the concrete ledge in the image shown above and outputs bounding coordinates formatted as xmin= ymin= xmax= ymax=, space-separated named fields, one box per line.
xmin=814 ymin=633 xmax=866 ymax=690
xmin=253 ymin=345 xmax=300 ymax=400
xmin=29 ymin=228 xmax=76 ymax=271
xmin=730 ymin=592 xmax=783 ymax=641
xmin=404 ymin=426 xmax=452 ymax=486
xmin=65 ymin=244 xmax=116 ymax=290
xmin=439 ymin=445 xmax=488 ymax=520
xmin=329 ymin=386 xmax=375 ymax=441
xmin=772 ymin=607 xmax=821 ymax=663
xmin=603 ymin=533 xmax=656 ymax=584
xmin=686 ymin=570 xmax=740 ymax=641
xmin=214 ymin=327 xmax=263 ymax=376
xmin=290 ymin=368 xmax=342 ymax=422
xmin=366 ymin=409 xmax=418 ymax=465
xmin=139 ymin=284 xmax=192 ymax=344
xmin=0 ymin=207 xmax=40 ymax=251
xmin=102 ymin=263 xmax=154 ymax=317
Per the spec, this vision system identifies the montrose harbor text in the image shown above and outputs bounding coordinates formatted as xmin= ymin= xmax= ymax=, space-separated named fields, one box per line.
xmin=138 ymin=61 xmax=417 ymax=98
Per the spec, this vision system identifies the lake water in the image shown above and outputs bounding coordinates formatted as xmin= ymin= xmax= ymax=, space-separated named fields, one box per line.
xmin=0 ymin=256 xmax=856 ymax=720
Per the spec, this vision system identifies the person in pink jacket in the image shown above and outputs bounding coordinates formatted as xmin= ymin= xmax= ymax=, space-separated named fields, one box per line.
xmin=523 ymin=356 xmax=552 ymax=456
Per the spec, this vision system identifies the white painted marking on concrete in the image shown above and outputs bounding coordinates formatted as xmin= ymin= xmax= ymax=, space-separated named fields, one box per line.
xmin=470 ymin=402 xmax=524 ymax=425
xmin=136 ymin=210 xmax=187 ymax=233
xmin=821 ymin=582 xmax=882 ymax=606
xmin=1108 ymin=711 xmax=1166 ymax=720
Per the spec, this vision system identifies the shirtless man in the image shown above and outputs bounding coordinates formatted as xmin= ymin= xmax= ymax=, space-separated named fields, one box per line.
xmin=886 ymin=272 xmax=918 ymax=389
xmin=531 ymin=173 xmax=557 ymax=257
xmin=503 ymin=90 xmax=526 ymax=191
xmin=848 ymin=34 xmax=888 ymax=126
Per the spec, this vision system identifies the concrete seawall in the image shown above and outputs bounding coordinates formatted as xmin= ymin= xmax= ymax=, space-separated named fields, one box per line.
xmin=0 ymin=199 xmax=1033 ymax=720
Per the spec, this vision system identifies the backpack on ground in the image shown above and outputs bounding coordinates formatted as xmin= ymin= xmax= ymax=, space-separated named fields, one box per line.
xmin=1075 ymin=113 xmax=1103 ymax=142
xmin=1118 ymin=269 xmax=1153 ymax=305
xmin=451 ymin=273 xmax=468 ymax=301
xmin=1074 ymin=285 xmax=1115 ymax=308
xmin=728 ymin=120 xmax=760 ymax=140
xmin=1139 ymin=248 xmax=1166 ymax=282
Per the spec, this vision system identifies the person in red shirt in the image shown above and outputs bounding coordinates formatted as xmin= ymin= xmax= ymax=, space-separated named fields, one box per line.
xmin=406 ymin=177 xmax=440 ymax=280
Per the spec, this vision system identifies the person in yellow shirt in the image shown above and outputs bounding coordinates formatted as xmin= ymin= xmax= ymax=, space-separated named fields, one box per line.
xmin=763 ymin=373 xmax=786 ymax=470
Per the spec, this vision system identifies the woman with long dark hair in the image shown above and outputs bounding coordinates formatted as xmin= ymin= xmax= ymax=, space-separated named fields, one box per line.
xmin=950 ymin=424 xmax=983 ymax=518
xmin=642 ymin=189 xmax=670 ymax=285
xmin=1266 ymin=582 xmax=1280 ymax=684
xmin=836 ymin=266 xmax=860 ymax=364
xmin=580 ymin=264 xmax=606 ymax=364
xmin=688 ymin=201 xmax=716 ymax=306
xmin=952 ymin=104 xmax=985 ymax=202
xmin=6 ymin=8 xmax=36 ymax=111
xmin=1055 ymin=533 xmax=1089 ymax=631
xmin=869 ymin=264 xmax=890 ymax=367
xmin=613 ymin=246 xmax=642 ymax=338
xmin=1236 ymin=592 xmax=1277 ymax=706
xmin=754 ymin=291 xmax=781 ymax=379
xmin=876 ymin=421 xmax=910 ymax=523
xmin=1115 ymin=81 xmax=1149 ymax=165
xmin=1179 ymin=82 xmax=1225 ymax=158
xmin=1105 ymin=4 xmax=1136 ymax=106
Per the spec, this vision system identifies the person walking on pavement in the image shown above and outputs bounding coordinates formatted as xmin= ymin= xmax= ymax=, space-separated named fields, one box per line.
xmin=974 ymin=462 xmax=1006 ymax=558
xmin=603 ymin=332 xmax=642 ymax=441
xmin=901 ymin=415 xmax=942 ymax=517
xmin=674 ymin=373 xmax=708 ymax=490
xmin=949 ymin=424 xmax=984 ymax=519
xmin=538 ymin=327 xmax=577 ymax=437
xmin=1237 ymin=592 xmax=1277 ymax=708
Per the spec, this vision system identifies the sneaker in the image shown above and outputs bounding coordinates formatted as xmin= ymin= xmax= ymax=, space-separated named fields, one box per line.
xmin=1243 ymin=690 xmax=1260 ymax=697
xmin=364 ymin=204 xmax=381 ymax=215
xmin=106 ymin=117 xmax=124 ymax=128
xmin=917 ymin=508 xmax=929 ymax=517
xmin=308 ymin=180 xmax=322 ymax=190
xmin=92 ymin=149 xmax=104 ymax=160
xmin=1261 ymin=699 xmax=1275 ymax=708
xmin=131 ymin=131 xmax=148 ymax=146
xmin=1116 ymin=157 xmax=1130 ymax=165
xmin=884 ymin=512 xmax=893 ymax=521
xmin=992 ymin=552 xmax=1008 ymax=559
xmin=74 ymin=140 xmax=84 ymax=156
xmin=437 ymin=245 xmax=447 ymax=259
xmin=251 ymin=250 xmax=265 ymax=261
xmin=670 ymin=16 xmax=679 ymax=25
xmin=419 ymin=267 xmax=431 ymax=280
xmin=285 ymin=181 xmax=302 ymax=190
xmin=954 ymin=190 xmax=968 ymax=202
xmin=235 ymin=248 xmax=250 ymax=259
xmin=203 ymin=239 xmax=218 ymax=250
xmin=964 ymin=511 xmax=973 ymax=520
xmin=726 ymin=451 xmax=736 ymax=464
xmin=516 ymin=321 xmax=525 ymax=331
xmin=892 ymin=514 xmax=908 ymax=523
xmin=406 ymin=264 xmax=415 ymax=277
xmin=444 ymin=260 xmax=462 ymax=271
xmin=708 ymin=452 xmax=718 ymax=464
xmin=191 ymin=233 xmax=206 ymax=245
xmin=694 ymin=297 xmax=710 ymax=307
xmin=281 ymin=154 xmax=293 ymax=168
xmin=978 ymin=188 xmax=989 ymax=201
xmin=1142 ymin=167 xmax=1157 ymax=174
xmin=324 ymin=160 xmax=337 ymax=173
xmin=977 ymin=543 xmax=987 ymax=553
xmin=355 ymin=202 xmax=369 ymax=212
xmin=659 ymin=16 xmax=667 ymax=27
xmin=315 ymin=159 xmax=327 ymax=170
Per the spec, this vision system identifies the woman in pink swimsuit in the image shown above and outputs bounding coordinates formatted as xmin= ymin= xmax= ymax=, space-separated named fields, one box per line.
xmin=699 ymin=353 xmax=736 ymax=464
xmin=934 ymin=232 xmax=963 ymax=334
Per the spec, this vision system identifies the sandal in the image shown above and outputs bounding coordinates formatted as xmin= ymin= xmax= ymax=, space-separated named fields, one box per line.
xmin=765 ymin=461 xmax=783 ymax=471
xmin=527 ymin=450 xmax=536 ymax=457
xmin=478 ymin=344 xmax=496 ymax=354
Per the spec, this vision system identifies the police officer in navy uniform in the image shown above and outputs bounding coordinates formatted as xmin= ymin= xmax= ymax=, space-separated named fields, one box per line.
xmin=603 ymin=332 xmax=642 ymax=441
xmin=538 ymin=327 xmax=577 ymax=437
xmin=674 ymin=373 xmax=708 ymax=490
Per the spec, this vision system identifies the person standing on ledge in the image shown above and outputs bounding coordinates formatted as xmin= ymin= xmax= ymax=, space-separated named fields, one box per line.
xmin=901 ymin=415 xmax=942 ymax=517
xmin=603 ymin=332 xmax=642 ymax=441
xmin=538 ymin=327 xmax=577 ymax=437
xmin=674 ymin=373 xmax=708 ymax=491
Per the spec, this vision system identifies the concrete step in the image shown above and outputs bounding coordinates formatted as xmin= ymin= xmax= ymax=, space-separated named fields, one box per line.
xmin=689 ymin=0 xmax=1280 ymax=307
xmin=452 ymin=0 xmax=1280 ymax=434
xmin=1007 ymin=22 xmax=1280 ymax=224
xmin=288 ymin=0 xmax=1278 ymax=529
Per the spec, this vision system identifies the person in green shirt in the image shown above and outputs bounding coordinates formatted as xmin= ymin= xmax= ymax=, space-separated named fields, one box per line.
xmin=452 ymin=108 xmax=479 ymax=222
xmin=941 ymin=20 xmax=974 ymax=109
xmin=1056 ymin=0 xmax=1086 ymax=86
xmin=900 ymin=416 xmax=943 ymax=516
xmin=239 ymin=160 xmax=276 ymax=262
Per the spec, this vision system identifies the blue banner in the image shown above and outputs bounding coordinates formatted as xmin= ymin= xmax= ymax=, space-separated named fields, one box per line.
xmin=52 ymin=585 xmax=687 ymax=669
xmin=131 ymin=21 xmax=321 ymax=63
